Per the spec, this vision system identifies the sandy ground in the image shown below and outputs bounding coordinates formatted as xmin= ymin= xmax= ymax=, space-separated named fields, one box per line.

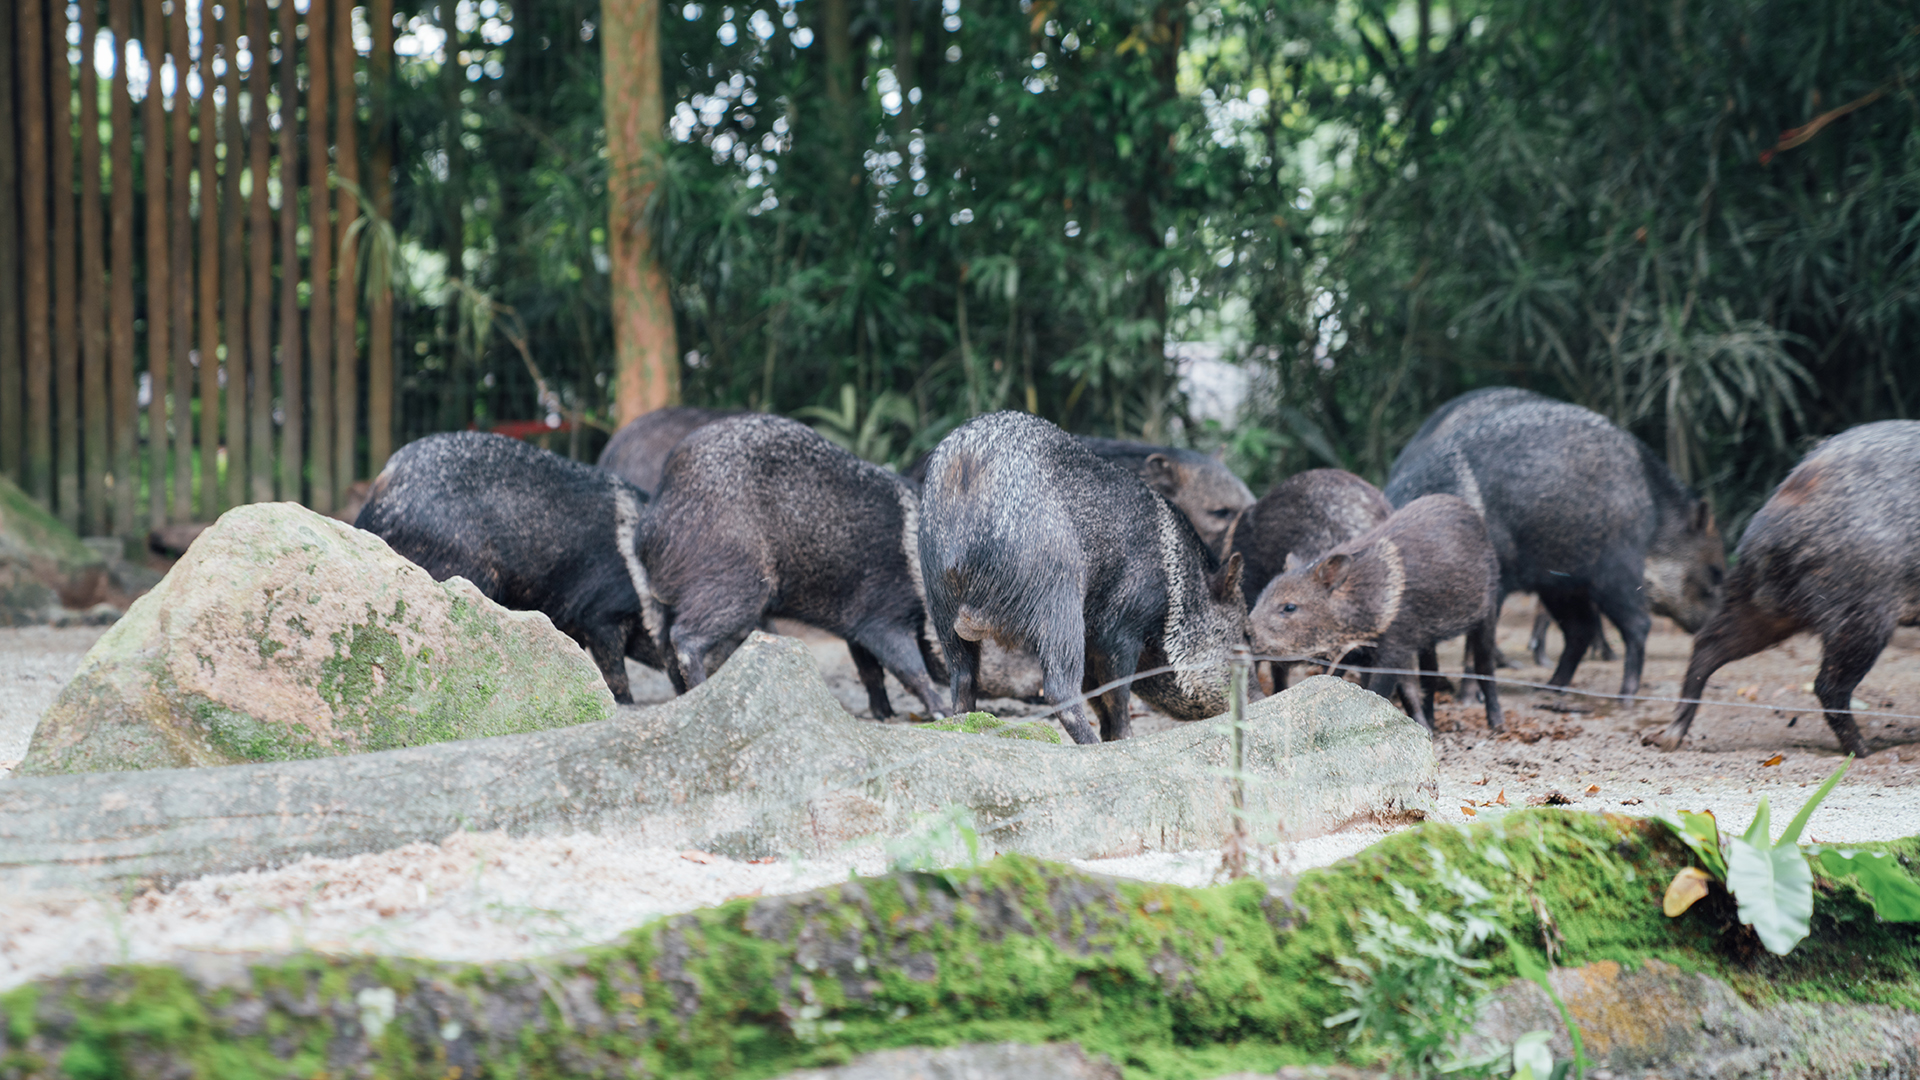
xmin=4 ymin=607 xmax=1919 ymax=992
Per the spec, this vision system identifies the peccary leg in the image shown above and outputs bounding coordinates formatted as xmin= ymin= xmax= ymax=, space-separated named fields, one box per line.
xmin=1648 ymin=595 xmax=1796 ymax=750
xmin=1529 ymin=607 xmax=1553 ymax=667
xmin=1469 ymin=615 xmax=1504 ymax=731
xmin=946 ymin=636 xmax=983 ymax=716
xmin=1418 ymin=647 xmax=1441 ymax=718
xmin=1084 ymin=642 xmax=1140 ymax=742
xmin=851 ymin=627 xmax=949 ymax=718
xmin=1375 ymin=647 xmax=1430 ymax=731
xmin=584 ymin=625 xmax=635 ymax=705
xmin=1538 ymin=590 xmax=1598 ymax=689
xmin=1813 ymin=618 xmax=1890 ymax=758
xmin=1589 ymin=581 xmax=1652 ymax=698
xmin=847 ymin=642 xmax=896 ymax=719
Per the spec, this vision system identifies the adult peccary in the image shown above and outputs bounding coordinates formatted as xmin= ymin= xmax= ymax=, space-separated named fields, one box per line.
xmin=356 ymin=432 xmax=663 ymax=703
xmin=919 ymin=411 xmax=1247 ymax=745
xmin=1385 ymin=389 xmax=1724 ymax=697
xmin=1651 ymin=421 xmax=1920 ymax=757
xmin=1249 ymin=494 xmax=1503 ymax=732
xmin=640 ymin=414 xmax=946 ymax=719
xmin=907 ymin=436 xmax=1254 ymax=553
xmin=597 ymin=406 xmax=745 ymax=495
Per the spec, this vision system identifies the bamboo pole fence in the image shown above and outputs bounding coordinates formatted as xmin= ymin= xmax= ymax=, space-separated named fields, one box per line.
xmin=1 ymin=0 xmax=394 ymax=540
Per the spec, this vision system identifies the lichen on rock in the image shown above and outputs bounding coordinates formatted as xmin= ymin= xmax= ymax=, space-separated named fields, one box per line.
xmin=16 ymin=502 xmax=614 ymax=775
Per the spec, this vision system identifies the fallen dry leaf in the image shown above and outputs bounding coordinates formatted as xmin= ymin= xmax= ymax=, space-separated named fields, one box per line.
xmin=1620 ymin=797 xmax=1643 ymax=806
xmin=1585 ymin=783 xmax=1601 ymax=795
xmin=1460 ymin=806 xmax=1478 ymax=817
xmin=727 ymin=887 xmax=765 ymax=901
xmin=1761 ymin=753 xmax=1785 ymax=767
xmin=1664 ymin=867 xmax=1713 ymax=917
xmin=1527 ymin=791 xmax=1575 ymax=807
xmin=680 ymin=850 xmax=716 ymax=864
xmin=1470 ymin=776 xmax=1491 ymax=786
xmin=747 ymin=856 xmax=779 ymax=865
xmin=1494 ymin=789 xmax=1508 ymax=806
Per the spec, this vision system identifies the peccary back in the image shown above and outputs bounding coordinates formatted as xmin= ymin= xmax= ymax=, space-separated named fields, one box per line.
xmin=640 ymin=414 xmax=945 ymax=719
xmin=1385 ymin=389 xmax=1723 ymax=697
xmin=355 ymin=431 xmax=662 ymax=703
xmin=1233 ymin=469 xmax=1392 ymax=603
xmin=919 ymin=412 xmax=1246 ymax=744
xmin=1656 ymin=420 xmax=1920 ymax=757
xmin=597 ymin=406 xmax=746 ymax=495
xmin=1250 ymin=494 xmax=1502 ymax=731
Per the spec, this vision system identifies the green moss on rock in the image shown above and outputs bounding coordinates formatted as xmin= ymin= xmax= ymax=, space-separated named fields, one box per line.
xmin=922 ymin=711 xmax=1064 ymax=744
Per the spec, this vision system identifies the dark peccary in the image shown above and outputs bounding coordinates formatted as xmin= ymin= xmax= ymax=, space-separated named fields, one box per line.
xmin=1528 ymin=599 xmax=1617 ymax=664
xmin=1651 ymin=421 xmax=1920 ymax=757
xmin=907 ymin=436 xmax=1255 ymax=553
xmin=356 ymin=431 xmax=664 ymax=703
xmin=1249 ymin=494 xmax=1503 ymax=732
xmin=919 ymin=411 xmax=1247 ymax=745
xmin=640 ymin=414 xmax=946 ymax=719
xmin=1385 ymin=389 xmax=1724 ymax=698
xmin=597 ymin=406 xmax=746 ymax=495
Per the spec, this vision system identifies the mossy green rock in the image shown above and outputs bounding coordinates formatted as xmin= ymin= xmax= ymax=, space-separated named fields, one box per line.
xmin=16 ymin=502 xmax=614 ymax=774
xmin=922 ymin=711 xmax=1063 ymax=743
xmin=0 ymin=475 xmax=106 ymax=624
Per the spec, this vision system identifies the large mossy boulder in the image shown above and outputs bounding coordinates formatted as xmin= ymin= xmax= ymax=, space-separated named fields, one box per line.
xmin=15 ymin=502 xmax=614 ymax=776
xmin=0 ymin=475 xmax=106 ymax=624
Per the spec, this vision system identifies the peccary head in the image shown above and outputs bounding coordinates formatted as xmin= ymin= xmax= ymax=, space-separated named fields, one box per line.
xmin=1144 ymin=530 xmax=1250 ymax=721
xmin=1645 ymin=496 xmax=1726 ymax=632
xmin=1249 ymin=546 xmax=1400 ymax=664
xmin=1140 ymin=449 xmax=1257 ymax=554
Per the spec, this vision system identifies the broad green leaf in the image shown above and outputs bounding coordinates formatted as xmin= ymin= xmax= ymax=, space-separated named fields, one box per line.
xmin=1512 ymin=1030 xmax=1554 ymax=1080
xmin=1658 ymin=809 xmax=1727 ymax=879
xmin=1814 ymin=849 xmax=1920 ymax=922
xmin=1723 ymin=798 xmax=1815 ymax=956
xmin=1778 ymin=757 xmax=1851 ymax=846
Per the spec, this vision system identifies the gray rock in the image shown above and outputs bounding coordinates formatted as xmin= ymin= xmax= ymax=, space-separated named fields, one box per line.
xmin=0 ymin=476 xmax=107 ymax=626
xmin=0 ymin=631 xmax=1435 ymax=892
xmin=771 ymin=1042 xmax=1122 ymax=1080
xmin=15 ymin=501 xmax=615 ymax=776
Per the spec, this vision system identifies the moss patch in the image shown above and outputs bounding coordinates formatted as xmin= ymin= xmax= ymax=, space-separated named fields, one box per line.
xmin=923 ymin=711 xmax=1064 ymax=744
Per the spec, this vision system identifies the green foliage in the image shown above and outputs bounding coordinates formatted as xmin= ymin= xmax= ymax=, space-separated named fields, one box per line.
xmin=921 ymin=711 xmax=1065 ymax=743
xmin=1813 ymin=849 xmax=1920 ymax=923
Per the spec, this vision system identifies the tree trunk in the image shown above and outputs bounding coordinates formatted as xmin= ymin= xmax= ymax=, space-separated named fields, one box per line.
xmin=0 ymin=0 xmax=21 ymax=486
xmin=365 ymin=0 xmax=395 ymax=476
xmin=245 ymin=0 xmax=273 ymax=505
xmin=331 ymin=0 xmax=359 ymax=504
xmin=167 ymin=0 xmax=193 ymax=522
xmin=439 ymin=9 xmax=467 ymax=435
xmin=17 ymin=0 xmax=51 ymax=505
xmin=140 ymin=0 xmax=171 ymax=529
xmin=51 ymin=0 xmax=81 ymax=528
xmin=79 ymin=0 xmax=111 ymax=536
xmin=602 ymin=0 xmax=680 ymax=425
xmin=196 ymin=0 xmax=223 ymax=522
xmin=219 ymin=0 xmax=246 ymax=511
xmin=275 ymin=0 xmax=302 ymax=504
xmin=109 ymin=0 xmax=139 ymax=538
xmin=304 ymin=0 xmax=334 ymax=515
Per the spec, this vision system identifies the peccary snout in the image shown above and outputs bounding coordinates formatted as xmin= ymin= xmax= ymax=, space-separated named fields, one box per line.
xmin=1644 ymin=497 xmax=1727 ymax=634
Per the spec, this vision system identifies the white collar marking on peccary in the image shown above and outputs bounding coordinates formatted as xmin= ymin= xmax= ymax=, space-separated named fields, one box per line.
xmin=1373 ymin=536 xmax=1406 ymax=638
xmin=611 ymin=478 xmax=665 ymax=647
xmin=896 ymin=488 xmax=941 ymax=652
xmin=1449 ymin=447 xmax=1486 ymax=518
xmin=1155 ymin=497 xmax=1210 ymax=699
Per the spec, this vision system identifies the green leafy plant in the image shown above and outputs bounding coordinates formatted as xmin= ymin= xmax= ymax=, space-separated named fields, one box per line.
xmin=796 ymin=384 xmax=921 ymax=467
xmin=1811 ymin=849 xmax=1920 ymax=923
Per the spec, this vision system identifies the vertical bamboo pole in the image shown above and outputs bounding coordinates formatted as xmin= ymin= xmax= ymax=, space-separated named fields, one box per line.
xmin=196 ymin=0 xmax=223 ymax=521
xmin=140 ymin=0 xmax=170 ymax=528
xmin=438 ymin=5 xmax=465 ymax=435
xmin=109 ymin=0 xmax=139 ymax=538
xmin=219 ymin=0 xmax=246 ymax=510
xmin=18 ymin=0 xmax=52 ymax=505
xmin=275 ymin=0 xmax=301 ymax=504
xmin=365 ymin=0 xmax=394 ymax=476
xmin=331 ymin=0 xmax=359 ymax=504
xmin=0 ymin=0 xmax=21 ymax=485
xmin=80 ymin=0 xmax=111 ymax=535
xmin=304 ymin=0 xmax=333 ymax=514
xmin=167 ymin=0 xmax=193 ymax=521
xmin=52 ymin=0 xmax=82 ymax=528
xmin=245 ymin=0 xmax=272 ymax=504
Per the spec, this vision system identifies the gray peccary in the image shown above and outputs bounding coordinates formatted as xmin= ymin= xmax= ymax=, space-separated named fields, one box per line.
xmin=918 ymin=411 xmax=1248 ymax=745
xmin=355 ymin=431 xmax=664 ymax=703
xmin=639 ymin=414 xmax=947 ymax=719
xmin=1249 ymin=494 xmax=1503 ymax=732
xmin=1528 ymin=598 xmax=1617 ymax=665
xmin=1650 ymin=421 xmax=1920 ymax=757
xmin=597 ymin=406 xmax=746 ymax=495
xmin=1384 ymin=389 xmax=1724 ymax=698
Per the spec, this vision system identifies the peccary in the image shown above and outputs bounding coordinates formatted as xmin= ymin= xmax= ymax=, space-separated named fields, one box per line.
xmin=597 ymin=406 xmax=745 ymax=495
xmin=1385 ymin=389 xmax=1724 ymax=698
xmin=1232 ymin=469 xmax=1393 ymax=602
xmin=1250 ymin=494 xmax=1503 ymax=732
xmin=356 ymin=432 xmax=663 ymax=703
xmin=640 ymin=414 xmax=947 ymax=719
xmin=1651 ymin=421 xmax=1920 ymax=757
xmin=919 ymin=411 xmax=1247 ymax=745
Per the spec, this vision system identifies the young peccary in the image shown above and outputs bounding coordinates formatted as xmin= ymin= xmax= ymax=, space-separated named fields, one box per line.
xmin=1385 ymin=389 xmax=1724 ymax=698
xmin=1650 ymin=421 xmax=1920 ymax=757
xmin=919 ymin=411 xmax=1248 ymax=745
xmin=597 ymin=406 xmax=745 ymax=495
xmin=1250 ymin=494 xmax=1503 ymax=732
xmin=640 ymin=414 xmax=947 ymax=719
xmin=356 ymin=432 xmax=663 ymax=703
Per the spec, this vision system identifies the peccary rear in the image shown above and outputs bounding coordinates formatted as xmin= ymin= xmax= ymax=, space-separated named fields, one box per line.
xmin=1249 ymin=494 xmax=1503 ymax=732
xmin=1653 ymin=421 xmax=1920 ymax=757
xmin=919 ymin=412 xmax=1247 ymax=744
xmin=1385 ymin=389 xmax=1724 ymax=697
xmin=356 ymin=432 xmax=663 ymax=703
xmin=640 ymin=414 xmax=946 ymax=719
xmin=597 ymin=406 xmax=745 ymax=495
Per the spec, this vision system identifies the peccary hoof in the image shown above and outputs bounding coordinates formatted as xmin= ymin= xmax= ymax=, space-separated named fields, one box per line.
xmin=1643 ymin=726 xmax=1687 ymax=751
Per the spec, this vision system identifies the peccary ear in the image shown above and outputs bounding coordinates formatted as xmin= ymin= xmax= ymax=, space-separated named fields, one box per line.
xmin=1314 ymin=553 xmax=1353 ymax=589
xmin=1142 ymin=453 xmax=1181 ymax=496
xmin=1211 ymin=551 xmax=1244 ymax=602
xmin=1691 ymin=497 xmax=1716 ymax=533
xmin=1218 ymin=506 xmax=1249 ymax=558
xmin=1283 ymin=552 xmax=1302 ymax=574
